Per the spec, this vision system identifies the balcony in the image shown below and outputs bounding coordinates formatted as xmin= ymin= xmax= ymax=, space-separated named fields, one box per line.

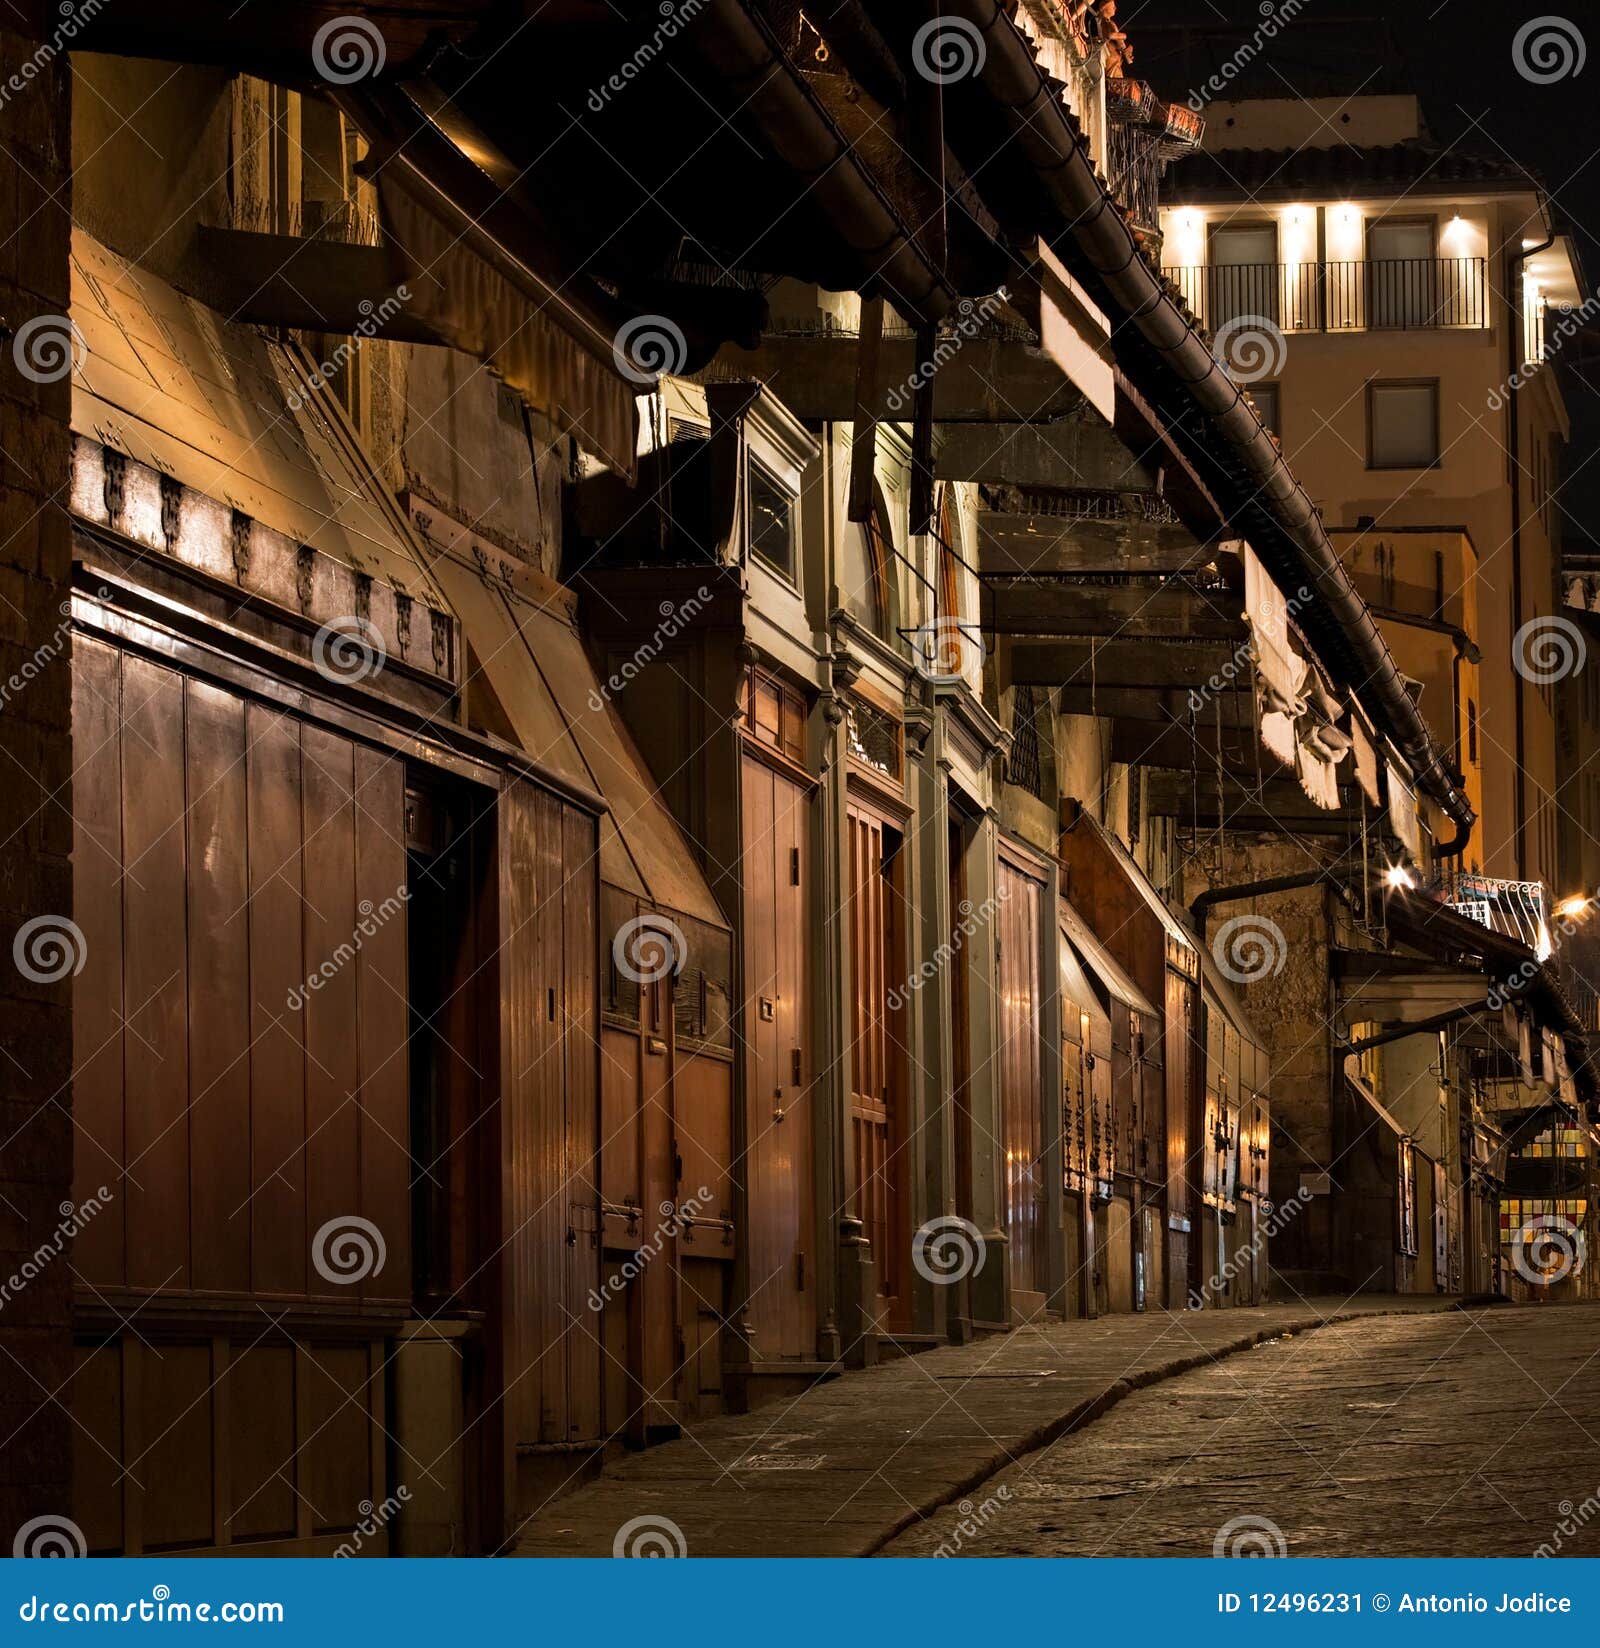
xmin=1162 ymin=257 xmax=1490 ymax=335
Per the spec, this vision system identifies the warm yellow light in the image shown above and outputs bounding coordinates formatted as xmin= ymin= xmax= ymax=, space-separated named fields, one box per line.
xmin=1384 ymin=866 xmax=1416 ymax=891
xmin=1556 ymin=894 xmax=1592 ymax=921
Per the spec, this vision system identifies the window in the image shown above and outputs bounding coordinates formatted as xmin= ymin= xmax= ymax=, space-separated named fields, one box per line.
xmin=1366 ymin=219 xmax=1436 ymax=329
xmin=741 ymin=664 xmax=806 ymax=766
xmin=839 ymin=480 xmax=893 ymax=637
xmin=1368 ymin=380 xmax=1440 ymax=469
xmin=748 ymin=461 xmax=795 ymax=578
xmin=1208 ymin=222 xmax=1279 ymax=328
xmin=1249 ymin=383 xmax=1280 ymax=441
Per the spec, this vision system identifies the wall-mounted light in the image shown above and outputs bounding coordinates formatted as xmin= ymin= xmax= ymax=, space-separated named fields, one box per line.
xmin=1383 ymin=865 xmax=1416 ymax=891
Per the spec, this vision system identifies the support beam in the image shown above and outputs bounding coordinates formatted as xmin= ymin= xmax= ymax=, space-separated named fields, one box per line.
xmin=936 ymin=416 xmax=1145 ymax=487
xmin=1007 ymin=638 xmax=1245 ymax=690
xmin=981 ymin=579 xmax=1245 ymax=640
xmin=978 ymin=509 xmax=1222 ymax=576
xmin=1144 ymin=770 xmax=1365 ymax=834
xmin=192 ymin=228 xmax=441 ymax=341
xmin=714 ymin=331 xmax=1086 ymax=422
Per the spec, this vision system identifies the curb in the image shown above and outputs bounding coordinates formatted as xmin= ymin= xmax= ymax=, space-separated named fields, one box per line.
xmin=860 ymin=1307 xmax=1408 ymax=1556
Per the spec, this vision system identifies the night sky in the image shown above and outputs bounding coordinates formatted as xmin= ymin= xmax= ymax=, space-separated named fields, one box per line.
xmin=1122 ymin=0 xmax=1600 ymax=533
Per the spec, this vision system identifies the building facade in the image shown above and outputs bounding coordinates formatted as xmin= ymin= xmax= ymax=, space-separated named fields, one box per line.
xmin=1 ymin=0 xmax=1594 ymax=1559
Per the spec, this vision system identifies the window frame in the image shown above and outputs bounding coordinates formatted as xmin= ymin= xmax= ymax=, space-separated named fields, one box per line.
xmin=1367 ymin=377 xmax=1442 ymax=471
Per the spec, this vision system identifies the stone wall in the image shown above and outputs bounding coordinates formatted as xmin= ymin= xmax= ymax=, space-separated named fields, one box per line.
xmin=0 ymin=11 xmax=74 ymax=1548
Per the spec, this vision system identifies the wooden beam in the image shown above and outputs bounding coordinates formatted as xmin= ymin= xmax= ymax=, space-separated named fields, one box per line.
xmin=978 ymin=510 xmax=1227 ymax=576
xmin=1107 ymin=720 xmax=1280 ymax=773
xmin=936 ymin=415 xmax=1145 ymax=487
xmin=1144 ymin=770 xmax=1364 ymax=834
xmin=191 ymin=228 xmax=442 ymax=342
xmin=1007 ymin=638 xmax=1246 ymax=689
xmin=714 ymin=331 xmax=1086 ymax=423
xmin=982 ymin=580 xmax=1246 ymax=640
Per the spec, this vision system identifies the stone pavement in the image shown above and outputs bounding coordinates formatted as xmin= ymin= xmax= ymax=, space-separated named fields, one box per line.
xmin=883 ymin=1301 xmax=1600 ymax=1559
xmin=512 ymin=1295 xmax=1452 ymax=1557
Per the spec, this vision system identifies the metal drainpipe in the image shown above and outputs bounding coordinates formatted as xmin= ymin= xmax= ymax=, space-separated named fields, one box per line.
xmin=1508 ymin=221 xmax=1556 ymax=879
xmin=1189 ymin=869 xmax=1343 ymax=939
xmin=942 ymin=0 xmax=1475 ymax=842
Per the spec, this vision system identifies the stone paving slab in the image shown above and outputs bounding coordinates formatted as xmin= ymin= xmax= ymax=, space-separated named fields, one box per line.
xmin=512 ymin=1295 xmax=1451 ymax=1557
xmin=881 ymin=1301 xmax=1600 ymax=1559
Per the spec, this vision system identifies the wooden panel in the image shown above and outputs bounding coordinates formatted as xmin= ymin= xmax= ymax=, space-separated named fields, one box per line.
xmin=301 ymin=727 xmax=362 ymax=1301
xmin=139 ymin=1342 xmax=214 ymax=1550
xmin=1164 ymin=969 xmax=1194 ymax=1224
xmin=353 ymin=746 xmax=410 ymax=1306
xmin=227 ymin=1344 xmax=296 ymax=1542
xmin=71 ymin=1345 xmax=123 ymax=1554
xmin=997 ymin=860 xmax=1045 ymax=1296
xmin=563 ymin=804 xmax=601 ymax=1442
xmin=247 ymin=705 xmax=307 ymax=1297
xmin=846 ymin=805 xmax=899 ymax=1309
xmin=71 ymin=635 xmax=126 ymax=1285
xmin=119 ymin=656 xmax=190 ymax=1292
xmin=532 ymin=786 xmax=568 ymax=1439
xmin=741 ymin=756 xmax=813 ymax=1357
xmin=184 ymin=679 xmax=251 ymax=1294
xmin=301 ymin=1344 xmax=373 ymax=1532
xmin=500 ymin=780 xmax=603 ymax=1448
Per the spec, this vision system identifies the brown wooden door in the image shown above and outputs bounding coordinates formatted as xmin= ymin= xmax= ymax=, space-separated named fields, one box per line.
xmin=1164 ymin=966 xmax=1196 ymax=1309
xmin=499 ymin=778 xmax=602 ymax=1453
xmin=70 ymin=639 xmax=410 ymax=1554
xmin=740 ymin=752 xmax=815 ymax=1358
xmin=846 ymin=803 xmax=904 ymax=1318
xmin=948 ymin=819 xmax=975 ymax=1225
xmin=998 ymin=858 xmax=1046 ymax=1302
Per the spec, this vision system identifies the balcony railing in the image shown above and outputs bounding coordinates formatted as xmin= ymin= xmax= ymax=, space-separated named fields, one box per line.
xmin=1162 ymin=257 xmax=1489 ymax=335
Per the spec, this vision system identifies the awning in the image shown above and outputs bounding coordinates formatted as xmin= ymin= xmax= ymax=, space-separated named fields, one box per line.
xmin=1069 ymin=809 xmax=1198 ymax=963
xmin=1244 ymin=543 xmax=1306 ymax=768
xmin=424 ymin=533 xmax=725 ymax=929
xmin=1059 ymin=929 xmax=1113 ymax=1062
xmin=71 ymin=230 xmax=438 ymax=594
xmin=1060 ymin=899 xmax=1159 ymax=1023
xmin=1386 ymin=759 xmax=1423 ymax=860
xmin=377 ymin=177 xmax=638 ymax=479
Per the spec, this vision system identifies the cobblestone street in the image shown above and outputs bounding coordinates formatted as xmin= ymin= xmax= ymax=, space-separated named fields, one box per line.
xmin=883 ymin=1303 xmax=1600 ymax=1558
xmin=514 ymin=1299 xmax=1452 ymax=1556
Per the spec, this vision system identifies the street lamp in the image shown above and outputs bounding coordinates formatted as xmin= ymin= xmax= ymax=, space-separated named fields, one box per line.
xmin=1555 ymin=893 xmax=1593 ymax=922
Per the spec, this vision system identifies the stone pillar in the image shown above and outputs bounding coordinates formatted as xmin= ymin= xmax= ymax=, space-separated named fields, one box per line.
xmin=0 ymin=8 xmax=75 ymax=1551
